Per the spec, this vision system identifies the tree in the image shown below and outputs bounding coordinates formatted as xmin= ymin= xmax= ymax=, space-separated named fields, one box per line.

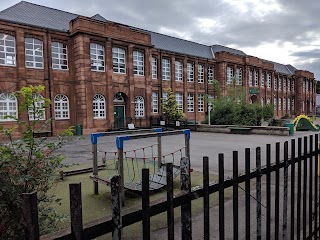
xmin=162 ymin=88 xmax=185 ymax=124
xmin=0 ymin=85 xmax=73 ymax=238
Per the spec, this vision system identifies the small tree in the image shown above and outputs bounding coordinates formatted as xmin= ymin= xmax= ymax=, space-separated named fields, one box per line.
xmin=0 ymin=85 xmax=73 ymax=238
xmin=162 ymin=88 xmax=185 ymax=124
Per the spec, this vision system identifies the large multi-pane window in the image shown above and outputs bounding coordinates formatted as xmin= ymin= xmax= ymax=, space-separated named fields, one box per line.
xmin=303 ymin=80 xmax=306 ymax=92
xmin=249 ymin=70 xmax=253 ymax=86
xmin=208 ymin=66 xmax=214 ymax=84
xmin=283 ymin=78 xmax=286 ymax=91
xmin=274 ymin=76 xmax=277 ymax=90
xmin=254 ymin=71 xmax=259 ymax=87
xmin=198 ymin=64 xmax=204 ymax=83
xmin=288 ymin=78 xmax=291 ymax=91
xmin=261 ymin=72 xmax=265 ymax=88
xmin=267 ymin=73 xmax=271 ymax=88
xmin=93 ymin=94 xmax=106 ymax=119
xmin=261 ymin=97 xmax=264 ymax=107
xmin=135 ymin=96 xmax=145 ymax=117
xmin=292 ymin=99 xmax=295 ymax=111
xmin=267 ymin=98 xmax=271 ymax=105
xmin=227 ymin=66 xmax=233 ymax=85
xmin=54 ymin=94 xmax=69 ymax=119
xmin=176 ymin=93 xmax=183 ymax=111
xmin=0 ymin=93 xmax=17 ymax=121
xmin=162 ymin=92 xmax=168 ymax=104
xmin=278 ymin=77 xmax=282 ymax=90
xmin=28 ymin=94 xmax=45 ymax=120
xmin=236 ymin=67 xmax=242 ymax=85
xmin=283 ymin=98 xmax=286 ymax=111
xmin=302 ymin=101 xmax=305 ymax=112
xmin=187 ymin=93 xmax=194 ymax=112
xmin=288 ymin=98 xmax=290 ymax=111
xmin=152 ymin=57 xmax=157 ymax=79
xmin=133 ymin=50 xmax=144 ymax=75
xmin=187 ymin=63 xmax=194 ymax=82
xmin=162 ymin=58 xmax=171 ymax=80
xmin=175 ymin=61 xmax=183 ymax=81
xmin=52 ymin=42 xmax=68 ymax=70
xmin=279 ymin=98 xmax=282 ymax=110
xmin=198 ymin=94 xmax=204 ymax=112
xmin=274 ymin=98 xmax=277 ymax=110
xmin=0 ymin=34 xmax=16 ymax=66
xmin=112 ymin=47 xmax=126 ymax=73
xmin=25 ymin=38 xmax=43 ymax=68
xmin=152 ymin=92 xmax=158 ymax=113
xmin=292 ymin=79 xmax=295 ymax=91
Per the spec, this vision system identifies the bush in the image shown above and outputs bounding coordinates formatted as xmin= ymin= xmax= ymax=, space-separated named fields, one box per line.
xmin=210 ymin=99 xmax=235 ymax=125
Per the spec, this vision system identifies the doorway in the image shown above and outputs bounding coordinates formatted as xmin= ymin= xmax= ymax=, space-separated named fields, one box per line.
xmin=114 ymin=105 xmax=125 ymax=129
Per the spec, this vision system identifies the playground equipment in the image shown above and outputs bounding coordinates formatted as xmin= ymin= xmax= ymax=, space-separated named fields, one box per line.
xmin=90 ymin=128 xmax=191 ymax=202
xmin=293 ymin=115 xmax=320 ymax=131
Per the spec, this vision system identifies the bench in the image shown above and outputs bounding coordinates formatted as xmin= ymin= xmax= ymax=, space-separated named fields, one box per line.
xmin=228 ymin=127 xmax=252 ymax=134
xmin=33 ymin=131 xmax=52 ymax=138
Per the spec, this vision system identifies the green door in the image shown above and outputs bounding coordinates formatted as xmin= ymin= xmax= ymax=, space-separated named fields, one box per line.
xmin=114 ymin=106 xmax=125 ymax=129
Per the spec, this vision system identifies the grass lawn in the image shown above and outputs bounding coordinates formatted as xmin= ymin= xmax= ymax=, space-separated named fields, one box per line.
xmin=50 ymin=162 xmax=240 ymax=239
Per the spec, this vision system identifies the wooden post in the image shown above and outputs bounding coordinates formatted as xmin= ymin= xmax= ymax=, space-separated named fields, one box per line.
xmin=111 ymin=175 xmax=122 ymax=239
xmin=22 ymin=192 xmax=40 ymax=240
xmin=92 ymin=143 xmax=98 ymax=195
xmin=185 ymin=132 xmax=190 ymax=161
xmin=181 ymin=157 xmax=192 ymax=239
xmin=157 ymin=134 xmax=162 ymax=169
xmin=70 ymin=183 xmax=83 ymax=240
xmin=166 ymin=163 xmax=174 ymax=240
xmin=117 ymin=148 xmax=125 ymax=205
xmin=142 ymin=169 xmax=150 ymax=240
xmin=203 ymin=156 xmax=210 ymax=240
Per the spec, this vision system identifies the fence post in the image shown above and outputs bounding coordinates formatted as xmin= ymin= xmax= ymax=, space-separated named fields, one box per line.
xmin=266 ymin=144 xmax=271 ymax=240
xmin=181 ymin=157 xmax=192 ymax=240
xmin=309 ymin=135 xmax=313 ymax=238
xmin=219 ymin=153 xmax=225 ymax=240
xmin=290 ymin=139 xmax=296 ymax=240
xmin=166 ymin=163 xmax=174 ymax=240
xmin=111 ymin=175 xmax=122 ymax=240
xmin=92 ymin=143 xmax=99 ymax=195
xmin=303 ymin=136 xmax=307 ymax=240
xmin=142 ymin=169 xmax=150 ymax=240
xmin=275 ymin=142 xmax=280 ymax=239
xmin=117 ymin=148 xmax=125 ymax=205
xmin=203 ymin=156 xmax=210 ymax=240
xmin=69 ymin=183 xmax=83 ymax=240
xmin=256 ymin=147 xmax=262 ymax=240
xmin=297 ymin=138 xmax=302 ymax=239
xmin=314 ymin=134 xmax=319 ymax=238
xmin=157 ymin=134 xmax=162 ymax=169
xmin=233 ymin=151 xmax=239 ymax=240
xmin=245 ymin=148 xmax=251 ymax=240
xmin=22 ymin=192 xmax=40 ymax=240
xmin=282 ymin=141 xmax=289 ymax=240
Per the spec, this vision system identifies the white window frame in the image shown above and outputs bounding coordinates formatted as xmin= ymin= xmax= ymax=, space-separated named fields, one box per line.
xmin=90 ymin=43 xmax=104 ymax=72
xmin=302 ymin=101 xmax=305 ymax=112
xmin=28 ymin=94 xmax=45 ymax=121
xmin=187 ymin=63 xmax=194 ymax=82
xmin=112 ymin=47 xmax=126 ymax=73
xmin=135 ymin=96 xmax=145 ymax=117
xmin=249 ymin=70 xmax=253 ymax=86
xmin=283 ymin=78 xmax=286 ymax=91
xmin=0 ymin=34 xmax=16 ymax=66
xmin=227 ymin=66 xmax=233 ymax=85
xmin=254 ymin=70 xmax=259 ymax=87
xmin=187 ymin=93 xmax=194 ymax=112
xmin=162 ymin=58 xmax=171 ymax=80
xmin=54 ymin=94 xmax=69 ymax=120
xmin=288 ymin=78 xmax=291 ymax=92
xmin=303 ymin=80 xmax=306 ymax=92
xmin=152 ymin=57 xmax=157 ymax=79
xmin=208 ymin=66 xmax=214 ymax=84
xmin=261 ymin=97 xmax=264 ymax=107
xmin=279 ymin=77 xmax=282 ymax=90
xmin=198 ymin=64 xmax=204 ymax=83
xmin=292 ymin=99 xmax=295 ymax=111
xmin=267 ymin=73 xmax=271 ymax=88
xmin=236 ymin=67 xmax=242 ymax=85
xmin=52 ymin=42 xmax=68 ymax=70
xmin=274 ymin=98 xmax=277 ymax=110
xmin=292 ymin=80 xmax=295 ymax=91
xmin=133 ymin=50 xmax=144 ymax=76
xmin=267 ymin=98 xmax=271 ymax=105
xmin=198 ymin=94 xmax=204 ymax=112
xmin=261 ymin=72 xmax=265 ymax=88
xmin=176 ymin=93 xmax=183 ymax=111
xmin=152 ymin=92 xmax=158 ymax=113
xmin=283 ymin=98 xmax=286 ymax=111
xmin=25 ymin=38 xmax=43 ymax=69
xmin=93 ymin=94 xmax=106 ymax=119
xmin=0 ymin=93 xmax=18 ymax=121
xmin=175 ymin=61 xmax=183 ymax=81
xmin=274 ymin=77 xmax=277 ymax=90
xmin=279 ymin=98 xmax=282 ymax=110
xmin=288 ymin=98 xmax=290 ymax=111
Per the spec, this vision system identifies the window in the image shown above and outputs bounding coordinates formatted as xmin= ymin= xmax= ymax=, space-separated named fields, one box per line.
xmin=303 ymin=80 xmax=306 ymax=92
xmin=283 ymin=78 xmax=286 ymax=91
xmin=187 ymin=93 xmax=194 ymax=112
xmin=152 ymin=57 xmax=157 ymax=79
xmin=0 ymin=93 xmax=17 ymax=121
xmin=93 ymin=94 xmax=106 ymax=119
xmin=236 ymin=67 xmax=242 ymax=85
xmin=135 ymin=96 xmax=144 ymax=117
xmin=288 ymin=78 xmax=291 ymax=91
xmin=175 ymin=61 xmax=183 ymax=81
xmin=54 ymin=94 xmax=69 ymax=119
xmin=267 ymin=98 xmax=271 ymax=105
xmin=261 ymin=72 xmax=265 ymax=87
xmin=279 ymin=98 xmax=282 ymax=110
xmin=162 ymin=58 xmax=171 ymax=80
xmin=267 ymin=73 xmax=271 ymax=88
xmin=198 ymin=94 xmax=204 ymax=112
xmin=254 ymin=70 xmax=259 ymax=87
xmin=0 ymin=34 xmax=16 ymax=66
xmin=208 ymin=66 xmax=214 ymax=84
xmin=292 ymin=80 xmax=295 ymax=91
xmin=187 ymin=63 xmax=194 ymax=82
xmin=302 ymin=101 xmax=305 ymax=112
xmin=25 ymin=38 xmax=43 ymax=68
xmin=292 ymin=99 xmax=295 ymax=111
xmin=112 ymin=47 xmax=126 ymax=73
xmin=283 ymin=98 xmax=286 ymax=111
xmin=133 ymin=50 xmax=144 ymax=75
xmin=176 ymin=93 xmax=183 ymax=111
xmin=274 ymin=98 xmax=277 ymax=110
xmin=152 ymin=92 xmax=158 ymax=113
xmin=52 ymin=42 xmax=68 ymax=70
xmin=28 ymin=94 xmax=45 ymax=120
xmin=227 ymin=66 xmax=233 ymax=85
xmin=278 ymin=77 xmax=282 ymax=90
xmin=261 ymin=97 xmax=264 ymax=107
xmin=274 ymin=76 xmax=277 ymax=90
xmin=288 ymin=98 xmax=290 ymax=111
xmin=198 ymin=64 xmax=204 ymax=83
xmin=249 ymin=70 xmax=253 ymax=86
xmin=307 ymin=81 xmax=309 ymax=92
xmin=162 ymin=92 xmax=168 ymax=105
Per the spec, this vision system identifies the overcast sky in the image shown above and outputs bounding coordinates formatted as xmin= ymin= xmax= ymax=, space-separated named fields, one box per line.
xmin=1 ymin=0 xmax=319 ymax=79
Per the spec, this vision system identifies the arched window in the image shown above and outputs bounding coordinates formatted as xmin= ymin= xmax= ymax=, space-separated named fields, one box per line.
xmin=0 ymin=93 xmax=18 ymax=121
xmin=54 ymin=94 xmax=69 ymax=119
xmin=0 ymin=34 xmax=16 ymax=66
xmin=135 ymin=96 xmax=144 ymax=117
xmin=28 ymin=94 xmax=45 ymax=120
xmin=93 ymin=94 xmax=106 ymax=119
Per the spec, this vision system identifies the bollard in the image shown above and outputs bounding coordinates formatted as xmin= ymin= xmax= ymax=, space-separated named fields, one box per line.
xmin=318 ymin=143 xmax=320 ymax=176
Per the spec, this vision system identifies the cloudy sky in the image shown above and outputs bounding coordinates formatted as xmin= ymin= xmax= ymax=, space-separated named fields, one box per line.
xmin=1 ymin=0 xmax=319 ymax=79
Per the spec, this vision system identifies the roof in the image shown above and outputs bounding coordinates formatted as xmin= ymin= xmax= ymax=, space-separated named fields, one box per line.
xmin=0 ymin=1 xmax=78 ymax=32
xmin=273 ymin=62 xmax=295 ymax=75
xmin=211 ymin=44 xmax=246 ymax=56
xmin=91 ymin=14 xmax=107 ymax=22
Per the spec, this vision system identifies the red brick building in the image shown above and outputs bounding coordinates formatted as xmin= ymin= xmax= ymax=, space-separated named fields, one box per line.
xmin=0 ymin=1 xmax=316 ymax=135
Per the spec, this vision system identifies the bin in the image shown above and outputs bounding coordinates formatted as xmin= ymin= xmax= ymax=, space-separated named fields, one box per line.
xmin=286 ymin=123 xmax=294 ymax=136
xmin=75 ymin=124 xmax=82 ymax=136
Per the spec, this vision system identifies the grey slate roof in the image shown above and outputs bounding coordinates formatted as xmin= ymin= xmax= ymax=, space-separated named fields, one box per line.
xmin=273 ymin=62 xmax=295 ymax=75
xmin=211 ymin=44 xmax=246 ymax=56
xmin=147 ymin=31 xmax=214 ymax=59
xmin=0 ymin=1 xmax=78 ymax=32
xmin=91 ymin=14 xmax=107 ymax=22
